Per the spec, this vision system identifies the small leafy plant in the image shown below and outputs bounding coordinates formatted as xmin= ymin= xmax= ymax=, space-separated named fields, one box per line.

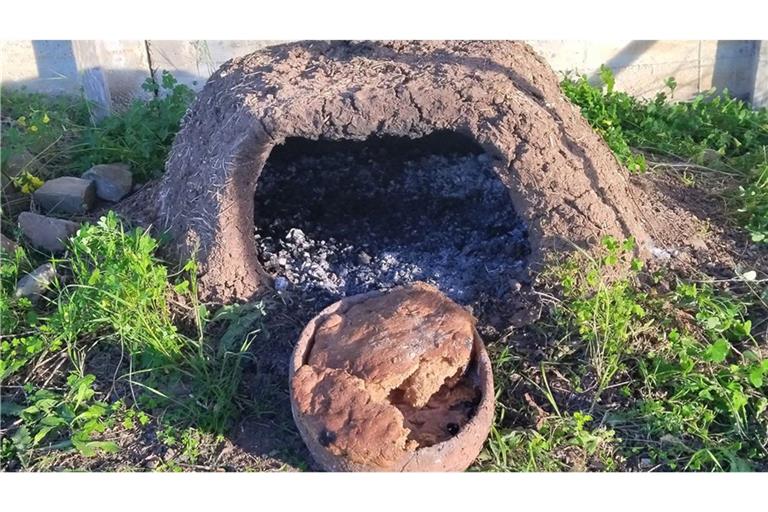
xmin=2 ymin=373 xmax=118 ymax=467
xmin=1 ymin=71 xmax=194 ymax=186
xmin=552 ymin=237 xmax=647 ymax=402
xmin=482 ymin=411 xmax=619 ymax=472
xmin=74 ymin=71 xmax=195 ymax=181
xmin=0 ymin=88 xmax=90 ymax=177
xmin=481 ymin=237 xmax=768 ymax=472
xmin=0 ymin=244 xmax=58 ymax=380
xmin=562 ymin=66 xmax=768 ymax=242
xmin=615 ymin=281 xmax=767 ymax=470
xmin=53 ymin=212 xmax=184 ymax=363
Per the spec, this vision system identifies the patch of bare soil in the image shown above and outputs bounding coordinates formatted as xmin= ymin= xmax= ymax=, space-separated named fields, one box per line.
xmin=630 ymin=166 xmax=768 ymax=278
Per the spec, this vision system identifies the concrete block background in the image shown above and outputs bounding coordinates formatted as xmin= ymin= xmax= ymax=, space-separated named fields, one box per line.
xmin=1 ymin=41 xmax=81 ymax=95
xmin=2 ymin=40 xmax=766 ymax=109
xmin=754 ymin=42 xmax=768 ymax=107
xmin=0 ymin=40 xmax=151 ymax=119
xmin=146 ymin=40 xmax=288 ymax=91
xmin=528 ymin=40 xmax=761 ymax=101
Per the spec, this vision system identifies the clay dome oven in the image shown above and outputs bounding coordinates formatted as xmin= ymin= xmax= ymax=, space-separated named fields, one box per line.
xmin=134 ymin=40 xmax=650 ymax=302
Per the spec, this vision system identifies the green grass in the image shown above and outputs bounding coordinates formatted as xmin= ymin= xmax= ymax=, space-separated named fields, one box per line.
xmin=1 ymin=71 xmax=193 ymax=185
xmin=481 ymin=412 xmax=619 ymax=472
xmin=480 ymin=237 xmax=768 ymax=472
xmin=0 ymin=245 xmax=56 ymax=380
xmin=562 ymin=66 xmax=768 ymax=242
xmin=1 ymin=212 xmax=263 ymax=469
xmin=3 ymin=373 xmax=119 ymax=466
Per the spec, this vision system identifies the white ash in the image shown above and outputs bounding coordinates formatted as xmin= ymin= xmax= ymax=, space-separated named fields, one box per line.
xmin=254 ymin=143 xmax=530 ymax=308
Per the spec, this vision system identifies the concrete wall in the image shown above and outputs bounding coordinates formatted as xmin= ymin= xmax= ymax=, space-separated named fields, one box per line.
xmin=754 ymin=41 xmax=768 ymax=107
xmin=145 ymin=40 xmax=287 ymax=90
xmin=529 ymin=40 xmax=762 ymax=101
xmin=2 ymin=40 xmax=766 ymax=112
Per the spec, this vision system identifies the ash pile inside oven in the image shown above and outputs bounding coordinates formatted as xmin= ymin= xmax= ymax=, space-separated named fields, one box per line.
xmin=253 ymin=136 xmax=530 ymax=318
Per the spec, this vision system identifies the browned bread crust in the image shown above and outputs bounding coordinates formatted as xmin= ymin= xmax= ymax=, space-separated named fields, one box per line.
xmin=292 ymin=282 xmax=478 ymax=469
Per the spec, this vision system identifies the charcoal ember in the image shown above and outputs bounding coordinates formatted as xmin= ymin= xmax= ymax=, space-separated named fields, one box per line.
xmin=254 ymin=141 xmax=531 ymax=326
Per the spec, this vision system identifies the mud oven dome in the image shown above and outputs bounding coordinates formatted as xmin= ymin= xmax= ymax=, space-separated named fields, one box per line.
xmin=128 ymin=40 xmax=651 ymax=305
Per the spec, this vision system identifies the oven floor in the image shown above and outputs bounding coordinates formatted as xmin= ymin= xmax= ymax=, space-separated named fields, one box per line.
xmin=254 ymin=137 xmax=530 ymax=330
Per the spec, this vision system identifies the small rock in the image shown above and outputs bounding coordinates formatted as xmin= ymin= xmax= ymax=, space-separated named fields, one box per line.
xmin=33 ymin=176 xmax=95 ymax=214
xmin=274 ymin=276 xmax=289 ymax=291
xmin=357 ymin=251 xmax=371 ymax=265
xmin=18 ymin=212 xmax=80 ymax=253
xmin=287 ymin=228 xmax=306 ymax=245
xmin=15 ymin=263 xmax=57 ymax=299
xmin=651 ymin=246 xmax=672 ymax=261
xmin=143 ymin=457 xmax=159 ymax=470
xmin=82 ymin=163 xmax=133 ymax=202
xmin=1 ymin=233 xmax=17 ymax=254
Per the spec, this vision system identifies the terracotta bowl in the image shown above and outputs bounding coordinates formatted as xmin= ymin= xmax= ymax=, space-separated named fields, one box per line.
xmin=289 ymin=289 xmax=495 ymax=472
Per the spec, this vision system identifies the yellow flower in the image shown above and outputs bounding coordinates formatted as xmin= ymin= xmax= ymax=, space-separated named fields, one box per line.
xmin=29 ymin=125 xmax=38 ymax=132
xmin=12 ymin=171 xmax=44 ymax=194
xmin=42 ymin=113 xmax=50 ymax=124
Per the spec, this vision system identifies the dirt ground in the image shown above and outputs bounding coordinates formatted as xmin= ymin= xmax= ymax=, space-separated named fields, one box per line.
xmin=36 ymin=155 xmax=766 ymax=472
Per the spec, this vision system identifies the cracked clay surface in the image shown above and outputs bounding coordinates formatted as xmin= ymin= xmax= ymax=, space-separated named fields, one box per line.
xmin=123 ymin=40 xmax=652 ymax=302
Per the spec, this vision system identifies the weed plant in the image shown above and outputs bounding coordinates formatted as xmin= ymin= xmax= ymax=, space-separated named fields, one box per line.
xmin=1 ymin=213 xmax=262 ymax=468
xmin=1 ymin=71 xmax=193 ymax=185
xmin=562 ymin=67 xmax=768 ymax=242
xmin=480 ymin=237 xmax=768 ymax=471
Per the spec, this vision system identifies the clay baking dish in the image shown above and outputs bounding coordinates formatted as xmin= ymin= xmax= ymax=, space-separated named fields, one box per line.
xmin=289 ymin=286 xmax=495 ymax=472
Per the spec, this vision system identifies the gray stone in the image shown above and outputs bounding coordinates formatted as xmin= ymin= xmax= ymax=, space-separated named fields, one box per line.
xmin=33 ymin=176 xmax=95 ymax=214
xmin=274 ymin=276 xmax=289 ymax=291
xmin=1 ymin=233 xmax=18 ymax=254
xmin=18 ymin=212 xmax=80 ymax=253
xmin=651 ymin=246 xmax=673 ymax=260
xmin=15 ymin=263 xmax=57 ymax=299
xmin=357 ymin=251 xmax=371 ymax=265
xmin=82 ymin=163 xmax=133 ymax=202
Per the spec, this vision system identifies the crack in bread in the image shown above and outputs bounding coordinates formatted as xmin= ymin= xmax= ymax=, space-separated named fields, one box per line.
xmin=293 ymin=283 xmax=480 ymax=469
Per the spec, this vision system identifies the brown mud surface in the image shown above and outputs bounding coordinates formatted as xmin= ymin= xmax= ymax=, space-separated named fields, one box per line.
xmin=120 ymin=40 xmax=652 ymax=302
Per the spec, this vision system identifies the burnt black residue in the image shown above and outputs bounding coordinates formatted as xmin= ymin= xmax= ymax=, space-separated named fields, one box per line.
xmin=253 ymin=133 xmax=531 ymax=329
xmin=318 ymin=428 xmax=337 ymax=447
